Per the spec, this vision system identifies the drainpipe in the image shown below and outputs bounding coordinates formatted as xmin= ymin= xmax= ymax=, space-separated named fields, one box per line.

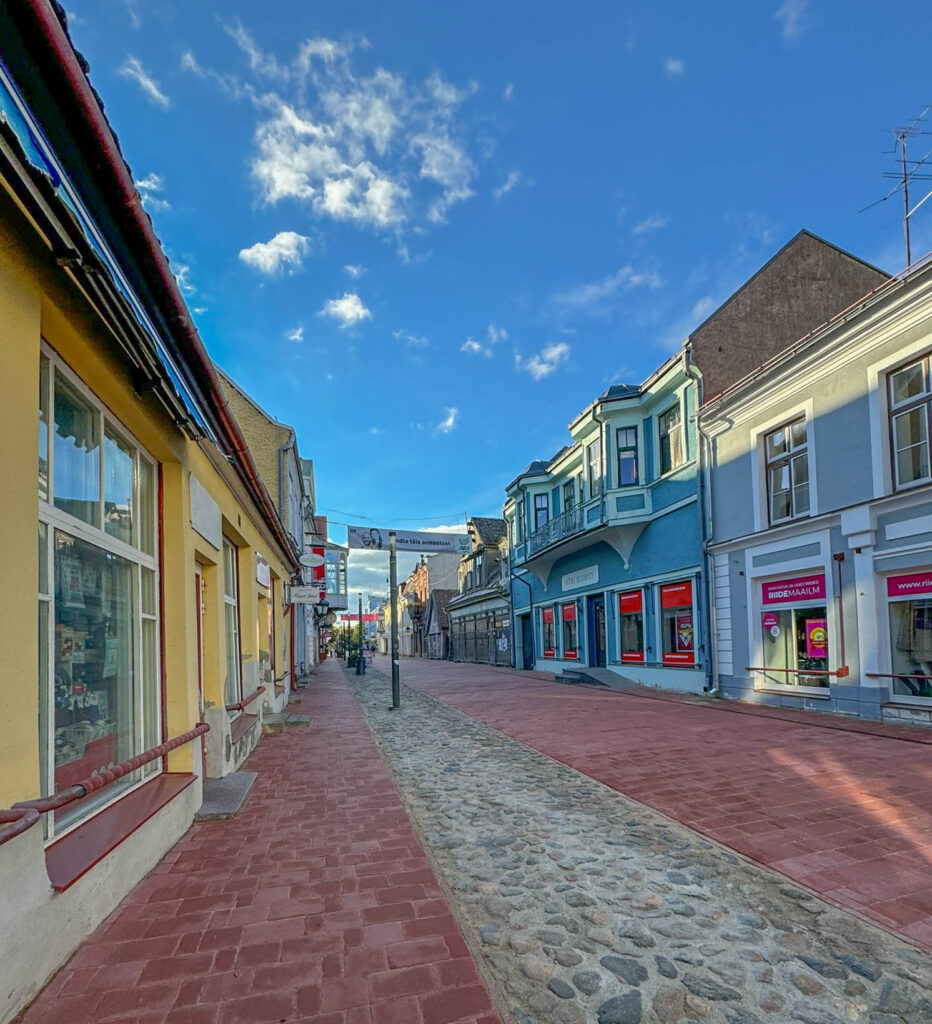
xmin=683 ymin=344 xmax=718 ymax=695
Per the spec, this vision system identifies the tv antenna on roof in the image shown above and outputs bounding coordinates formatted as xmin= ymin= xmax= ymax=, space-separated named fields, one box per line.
xmin=860 ymin=104 xmax=932 ymax=267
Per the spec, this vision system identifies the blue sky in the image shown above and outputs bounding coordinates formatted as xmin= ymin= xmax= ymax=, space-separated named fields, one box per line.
xmin=67 ymin=0 xmax=932 ymax=596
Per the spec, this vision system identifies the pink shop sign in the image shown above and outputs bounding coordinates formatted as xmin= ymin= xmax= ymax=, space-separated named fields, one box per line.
xmin=886 ymin=571 xmax=932 ymax=598
xmin=761 ymin=572 xmax=826 ymax=605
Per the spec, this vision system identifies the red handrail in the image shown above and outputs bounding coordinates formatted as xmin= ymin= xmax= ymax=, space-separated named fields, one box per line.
xmin=0 ymin=722 xmax=209 ymax=846
xmin=225 ymin=685 xmax=265 ymax=712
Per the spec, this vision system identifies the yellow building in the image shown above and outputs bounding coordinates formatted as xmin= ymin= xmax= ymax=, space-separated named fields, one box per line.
xmin=0 ymin=7 xmax=300 ymax=1019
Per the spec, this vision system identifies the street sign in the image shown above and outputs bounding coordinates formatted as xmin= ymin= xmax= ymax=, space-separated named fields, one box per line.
xmin=347 ymin=526 xmax=469 ymax=554
xmin=302 ymin=551 xmax=325 ymax=569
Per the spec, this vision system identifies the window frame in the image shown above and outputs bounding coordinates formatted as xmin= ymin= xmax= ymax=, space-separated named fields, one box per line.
xmin=616 ymin=426 xmax=639 ymax=487
xmin=541 ymin=605 xmax=557 ymax=658
xmin=563 ymin=479 xmax=575 ymax=513
xmin=561 ymin=602 xmax=579 ymax=659
xmin=658 ymin=579 xmax=696 ymax=666
xmin=888 ymin=353 xmax=932 ymax=491
xmin=222 ymin=537 xmax=243 ymax=710
xmin=534 ymin=493 xmax=549 ymax=531
xmin=587 ymin=439 xmax=602 ymax=497
xmin=763 ymin=417 xmax=810 ymax=526
xmin=658 ymin=402 xmax=685 ymax=477
xmin=38 ymin=343 xmax=161 ymax=842
xmin=618 ymin=590 xmax=645 ymax=663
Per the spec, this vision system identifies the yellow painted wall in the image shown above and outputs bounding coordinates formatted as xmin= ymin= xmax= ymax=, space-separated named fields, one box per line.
xmin=1 ymin=181 xmax=294 ymax=803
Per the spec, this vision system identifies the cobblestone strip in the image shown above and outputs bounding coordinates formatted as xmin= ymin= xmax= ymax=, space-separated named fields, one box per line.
xmin=346 ymin=667 xmax=932 ymax=1024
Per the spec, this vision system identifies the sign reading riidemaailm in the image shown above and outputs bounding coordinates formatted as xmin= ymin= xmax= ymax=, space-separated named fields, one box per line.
xmin=347 ymin=526 xmax=470 ymax=554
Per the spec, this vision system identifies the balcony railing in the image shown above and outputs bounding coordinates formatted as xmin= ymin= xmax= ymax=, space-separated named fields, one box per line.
xmin=525 ymin=499 xmax=603 ymax=558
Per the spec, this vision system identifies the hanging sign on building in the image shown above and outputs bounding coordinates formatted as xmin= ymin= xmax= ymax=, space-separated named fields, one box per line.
xmin=761 ymin=572 xmax=825 ymax=605
xmin=562 ymin=565 xmax=599 ymax=592
xmin=290 ymin=586 xmax=325 ymax=603
xmin=347 ymin=526 xmax=469 ymax=554
xmin=256 ymin=554 xmax=271 ymax=589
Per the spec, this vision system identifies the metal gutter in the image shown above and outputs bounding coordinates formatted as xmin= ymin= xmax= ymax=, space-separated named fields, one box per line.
xmin=14 ymin=0 xmax=299 ymax=572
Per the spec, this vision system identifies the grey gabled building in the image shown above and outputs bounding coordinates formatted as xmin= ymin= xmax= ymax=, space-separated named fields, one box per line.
xmin=448 ymin=517 xmax=512 ymax=665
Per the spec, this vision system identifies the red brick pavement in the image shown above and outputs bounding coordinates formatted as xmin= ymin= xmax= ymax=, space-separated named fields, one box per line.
xmin=20 ymin=660 xmax=500 ymax=1024
xmin=389 ymin=656 xmax=932 ymax=950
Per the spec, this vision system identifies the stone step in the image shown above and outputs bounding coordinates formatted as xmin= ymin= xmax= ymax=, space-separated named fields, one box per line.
xmin=195 ymin=770 xmax=257 ymax=821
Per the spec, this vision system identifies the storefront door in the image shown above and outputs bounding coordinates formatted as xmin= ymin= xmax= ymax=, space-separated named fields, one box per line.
xmin=521 ymin=614 xmax=534 ymax=669
xmin=587 ymin=595 xmax=606 ymax=667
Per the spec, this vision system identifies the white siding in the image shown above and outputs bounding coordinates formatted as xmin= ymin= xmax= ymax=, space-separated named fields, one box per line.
xmin=713 ymin=552 xmax=733 ymax=676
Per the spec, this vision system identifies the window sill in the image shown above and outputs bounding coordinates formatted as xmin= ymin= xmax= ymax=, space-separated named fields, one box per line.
xmin=886 ymin=696 xmax=932 ymax=708
xmin=755 ymin=685 xmax=831 ymax=699
xmin=230 ymin=713 xmax=258 ymax=745
xmin=45 ymin=772 xmax=196 ymax=891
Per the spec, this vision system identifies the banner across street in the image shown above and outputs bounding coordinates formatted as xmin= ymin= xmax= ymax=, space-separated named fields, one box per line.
xmin=346 ymin=526 xmax=469 ymax=554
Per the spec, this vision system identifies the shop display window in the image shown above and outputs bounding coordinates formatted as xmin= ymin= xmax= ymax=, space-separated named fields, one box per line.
xmin=660 ymin=581 xmax=695 ymax=665
xmin=887 ymin=571 xmax=932 ymax=701
xmin=38 ymin=347 xmax=161 ymax=838
xmin=760 ymin=605 xmax=829 ymax=688
xmin=561 ymin=603 xmax=578 ymax=659
xmin=542 ymin=606 xmax=556 ymax=658
xmin=619 ymin=591 xmax=644 ymax=663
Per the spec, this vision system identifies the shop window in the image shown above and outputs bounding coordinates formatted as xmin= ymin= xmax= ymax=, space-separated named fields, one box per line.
xmin=534 ymin=493 xmax=549 ymax=530
xmin=659 ymin=580 xmax=695 ymax=665
xmin=659 ymin=404 xmax=684 ymax=475
xmin=889 ymin=355 xmax=932 ymax=488
xmin=887 ymin=571 xmax=932 ymax=701
xmin=619 ymin=591 xmax=644 ymax=663
xmin=617 ymin=427 xmax=639 ymax=486
xmin=542 ymin=606 xmax=556 ymax=657
xmin=764 ymin=418 xmax=809 ymax=524
xmin=561 ymin=603 xmax=578 ymax=659
xmin=759 ymin=573 xmax=828 ymax=688
xmin=38 ymin=347 xmax=160 ymax=839
xmin=587 ymin=439 xmax=602 ymax=497
xmin=223 ymin=538 xmax=242 ymax=708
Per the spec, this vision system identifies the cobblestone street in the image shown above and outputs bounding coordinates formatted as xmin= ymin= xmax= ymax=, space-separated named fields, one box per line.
xmin=349 ymin=661 xmax=932 ymax=1024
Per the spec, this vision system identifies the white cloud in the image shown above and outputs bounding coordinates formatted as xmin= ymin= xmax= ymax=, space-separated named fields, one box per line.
xmin=286 ymin=325 xmax=304 ymax=342
xmin=493 ymin=170 xmax=522 ymax=201
xmin=503 ymin=82 xmax=514 ymax=101
xmin=238 ymin=231 xmax=310 ymax=274
xmin=119 ymin=56 xmax=170 ymax=108
xmin=516 ymin=342 xmax=570 ymax=381
xmin=487 ymin=323 xmax=508 ymax=344
xmin=437 ymin=407 xmax=459 ymax=433
xmin=776 ymin=0 xmax=808 ymax=41
xmin=461 ymin=338 xmax=490 ymax=357
xmin=189 ymin=25 xmax=482 ymax=239
xmin=344 ymin=263 xmax=364 ymax=278
xmin=632 ymin=214 xmax=669 ymax=235
xmin=320 ymin=292 xmax=371 ymax=327
xmin=663 ymin=57 xmax=685 ymax=79
xmin=174 ymin=263 xmax=195 ymax=296
xmin=135 ymin=172 xmax=171 ymax=212
xmin=369 ymin=426 xmax=380 ymax=435
xmin=394 ymin=329 xmax=429 ymax=348
xmin=554 ymin=265 xmax=661 ymax=313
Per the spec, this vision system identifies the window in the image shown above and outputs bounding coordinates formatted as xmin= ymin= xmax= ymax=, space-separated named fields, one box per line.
xmin=541 ymin=606 xmax=556 ymax=657
xmin=534 ymin=493 xmax=549 ymax=531
xmin=515 ymin=500 xmax=526 ymax=543
xmin=617 ymin=427 xmax=638 ymax=486
xmin=38 ymin=348 xmax=160 ymax=838
xmin=563 ymin=480 xmax=575 ymax=513
xmin=764 ymin=418 xmax=810 ymax=524
xmin=758 ymin=572 xmax=829 ymax=689
xmin=886 ymin=571 xmax=932 ymax=702
xmin=587 ymin=439 xmax=602 ymax=497
xmin=619 ymin=591 xmax=644 ymax=663
xmin=659 ymin=404 xmax=684 ymax=475
xmin=223 ymin=538 xmax=242 ymax=708
xmin=659 ymin=580 xmax=695 ymax=665
xmin=561 ymin=603 xmax=578 ymax=659
xmin=268 ymin=578 xmax=277 ymax=685
xmin=889 ymin=356 xmax=932 ymax=488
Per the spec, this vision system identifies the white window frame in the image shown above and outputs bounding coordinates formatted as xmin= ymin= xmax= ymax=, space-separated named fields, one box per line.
xmin=657 ymin=400 xmax=685 ymax=477
xmin=763 ymin=417 xmax=810 ymax=526
xmin=39 ymin=342 xmax=161 ymax=842
xmin=616 ymin=425 xmax=639 ymax=487
xmin=749 ymin=399 xmax=819 ymax=533
xmin=886 ymin=353 xmax=932 ymax=492
xmin=223 ymin=537 xmax=243 ymax=710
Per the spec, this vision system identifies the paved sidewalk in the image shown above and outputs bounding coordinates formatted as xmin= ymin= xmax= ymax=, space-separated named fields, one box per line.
xmin=21 ymin=660 xmax=499 ymax=1024
xmin=380 ymin=656 xmax=932 ymax=950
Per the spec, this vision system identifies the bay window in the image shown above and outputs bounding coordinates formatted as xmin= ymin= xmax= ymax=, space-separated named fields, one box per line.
xmin=38 ymin=347 xmax=160 ymax=837
xmin=659 ymin=404 xmax=684 ymax=475
xmin=889 ymin=355 xmax=932 ymax=488
xmin=617 ymin=427 xmax=638 ymax=486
